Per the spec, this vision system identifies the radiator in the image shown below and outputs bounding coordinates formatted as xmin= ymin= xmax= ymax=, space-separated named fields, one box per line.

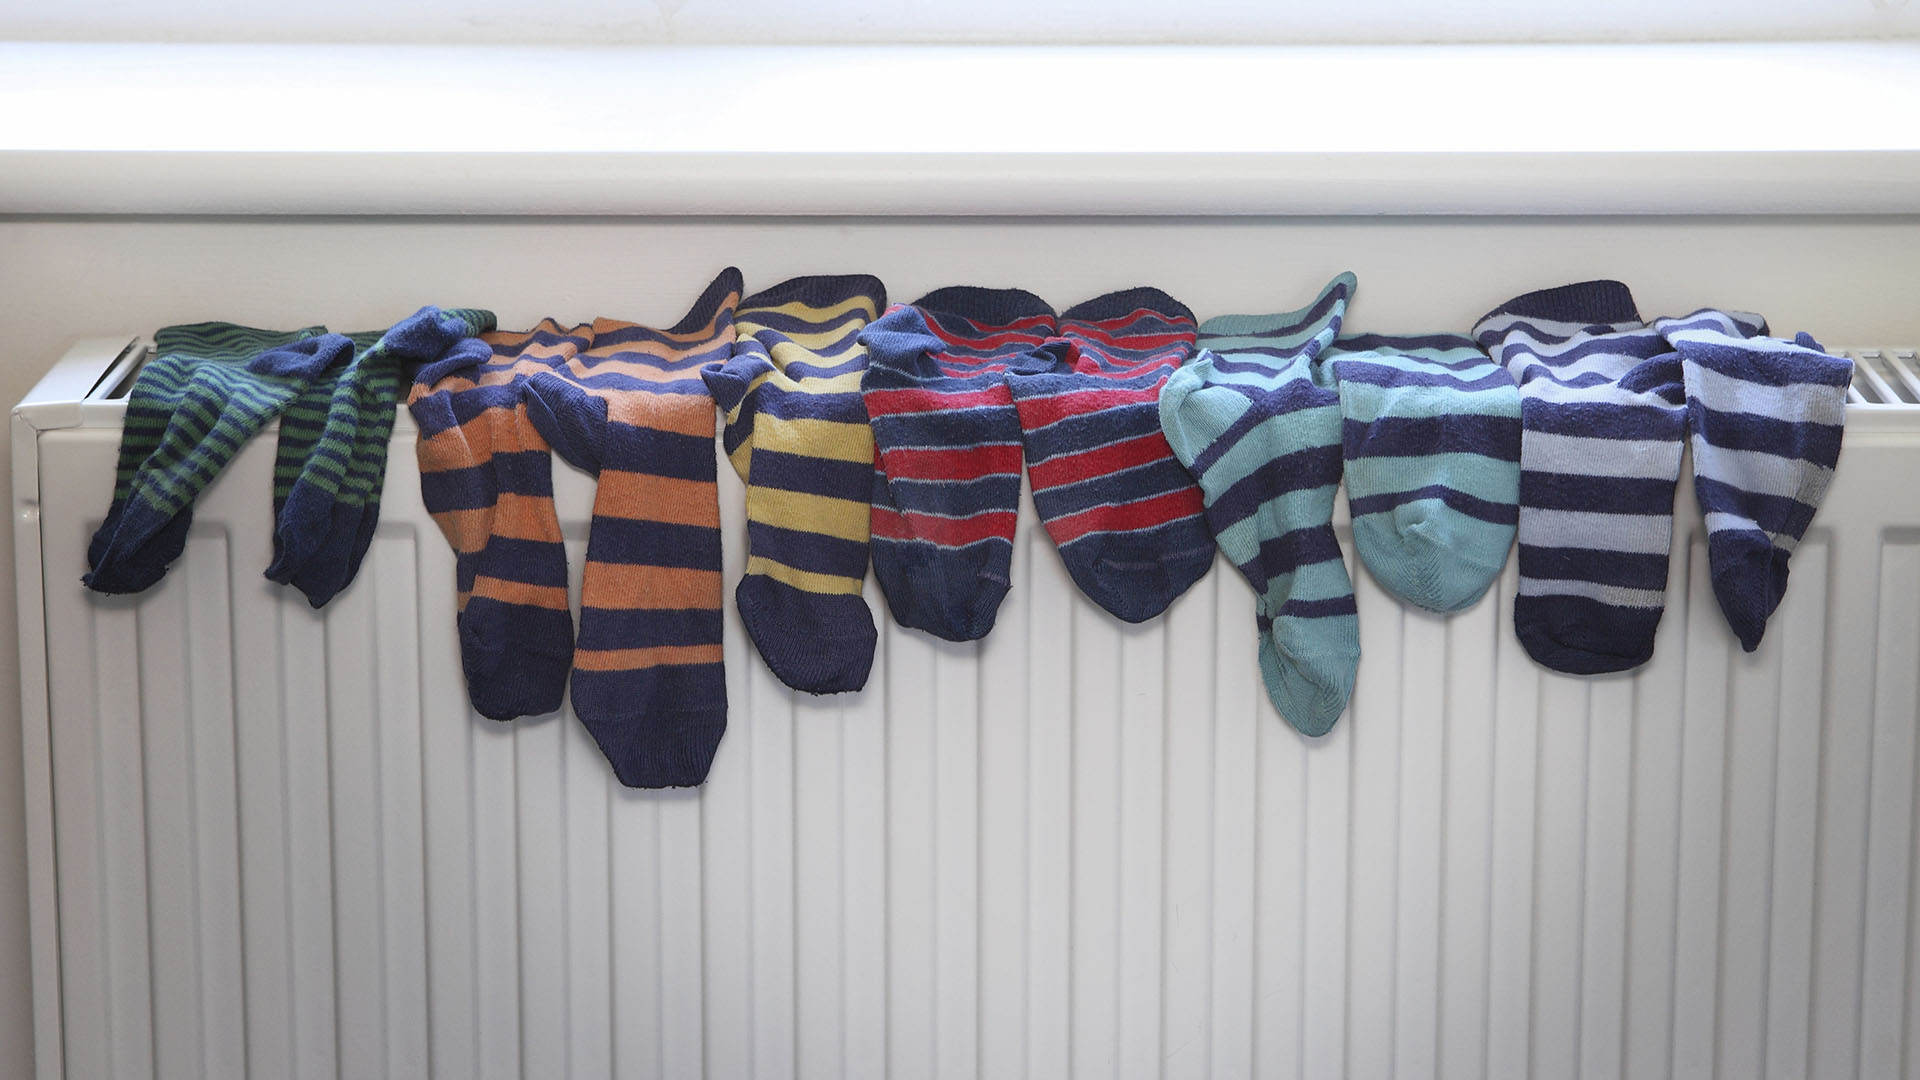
xmin=12 ymin=336 xmax=1920 ymax=1080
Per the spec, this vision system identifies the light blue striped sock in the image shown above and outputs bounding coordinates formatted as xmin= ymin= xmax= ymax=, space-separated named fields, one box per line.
xmin=1654 ymin=309 xmax=1852 ymax=651
xmin=1160 ymin=272 xmax=1358 ymax=737
xmin=1324 ymin=333 xmax=1521 ymax=612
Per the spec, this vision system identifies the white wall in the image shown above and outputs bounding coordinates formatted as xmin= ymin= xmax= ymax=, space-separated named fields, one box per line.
xmin=3 ymin=214 xmax=1919 ymax=1077
xmin=3 ymin=0 xmax=1915 ymax=43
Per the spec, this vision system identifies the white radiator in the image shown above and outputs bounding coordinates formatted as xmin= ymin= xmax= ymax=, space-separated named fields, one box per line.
xmin=12 ymin=336 xmax=1920 ymax=1080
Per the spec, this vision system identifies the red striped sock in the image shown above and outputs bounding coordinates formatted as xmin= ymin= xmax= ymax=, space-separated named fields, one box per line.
xmin=1006 ymin=287 xmax=1214 ymax=622
xmin=859 ymin=287 xmax=1059 ymax=642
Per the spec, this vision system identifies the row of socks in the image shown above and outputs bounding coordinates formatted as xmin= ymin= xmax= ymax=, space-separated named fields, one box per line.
xmin=1474 ymin=280 xmax=1851 ymax=673
xmin=409 ymin=270 xmax=742 ymax=789
xmin=858 ymin=284 xmax=1215 ymax=642
xmin=85 ymin=307 xmax=487 ymax=606
xmin=1160 ymin=273 xmax=1524 ymax=737
xmin=96 ymin=269 xmax=1851 ymax=787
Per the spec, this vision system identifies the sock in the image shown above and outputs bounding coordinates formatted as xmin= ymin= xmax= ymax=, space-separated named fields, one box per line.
xmin=270 ymin=307 xmax=497 ymax=607
xmin=521 ymin=269 xmax=740 ymax=788
xmin=1472 ymin=280 xmax=1685 ymax=675
xmin=703 ymin=274 xmax=886 ymax=694
xmin=1160 ymin=272 xmax=1357 ymax=737
xmin=1323 ymin=332 xmax=1522 ymax=612
xmin=859 ymin=286 xmax=1060 ymax=641
xmin=1654 ymin=309 xmax=1852 ymax=651
xmin=1005 ymin=287 xmax=1214 ymax=623
xmin=85 ymin=322 xmax=345 ymax=594
xmin=408 ymin=319 xmax=579 ymax=721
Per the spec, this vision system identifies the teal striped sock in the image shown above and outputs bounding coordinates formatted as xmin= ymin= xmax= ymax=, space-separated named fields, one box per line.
xmin=1160 ymin=273 xmax=1359 ymax=737
xmin=1324 ymin=333 xmax=1522 ymax=612
xmin=86 ymin=322 xmax=344 ymax=594
xmin=269 ymin=307 xmax=496 ymax=607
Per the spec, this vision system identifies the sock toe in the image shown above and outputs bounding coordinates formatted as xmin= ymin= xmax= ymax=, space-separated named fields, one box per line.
xmin=1708 ymin=530 xmax=1789 ymax=652
xmin=1258 ymin=627 xmax=1359 ymax=738
xmin=1356 ymin=515 xmax=1511 ymax=613
xmin=735 ymin=577 xmax=878 ymax=694
xmin=1513 ymin=595 xmax=1660 ymax=675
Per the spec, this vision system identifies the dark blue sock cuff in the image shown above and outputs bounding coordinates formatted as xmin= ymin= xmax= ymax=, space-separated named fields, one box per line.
xmin=742 ymin=273 xmax=887 ymax=314
xmin=1480 ymin=280 xmax=1642 ymax=328
xmin=912 ymin=285 xmax=1055 ymax=328
xmin=1060 ymin=286 xmax=1194 ymax=327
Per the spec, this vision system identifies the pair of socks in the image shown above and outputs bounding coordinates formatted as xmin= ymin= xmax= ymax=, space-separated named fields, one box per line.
xmin=1474 ymin=281 xmax=1850 ymax=671
xmin=1160 ymin=273 xmax=1522 ymax=737
xmin=859 ymin=285 xmax=1213 ymax=640
xmin=410 ymin=269 xmax=739 ymax=788
xmin=703 ymin=275 xmax=887 ymax=695
xmin=87 ymin=312 xmax=487 ymax=605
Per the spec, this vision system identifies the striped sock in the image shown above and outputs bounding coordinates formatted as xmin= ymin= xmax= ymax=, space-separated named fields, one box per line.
xmin=1005 ymin=287 xmax=1214 ymax=623
xmin=271 ymin=307 xmax=496 ymax=607
xmin=1161 ymin=273 xmax=1357 ymax=737
xmin=704 ymin=274 xmax=886 ymax=694
xmin=409 ymin=319 xmax=579 ymax=721
xmin=1472 ymin=280 xmax=1686 ymax=675
xmin=1654 ymin=309 xmax=1852 ymax=651
xmin=522 ymin=269 xmax=740 ymax=788
xmin=86 ymin=322 xmax=344 ymax=595
xmin=859 ymin=287 xmax=1060 ymax=642
xmin=1324 ymin=332 xmax=1521 ymax=612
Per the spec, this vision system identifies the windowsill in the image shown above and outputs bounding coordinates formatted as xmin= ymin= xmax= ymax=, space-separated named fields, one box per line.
xmin=3 ymin=40 xmax=1918 ymax=216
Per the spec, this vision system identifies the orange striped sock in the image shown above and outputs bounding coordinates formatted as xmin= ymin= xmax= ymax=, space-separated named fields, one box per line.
xmin=409 ymin=322 xmax=582 ymax=720
xmin=522 ymin=269 xmax=742 ymax=787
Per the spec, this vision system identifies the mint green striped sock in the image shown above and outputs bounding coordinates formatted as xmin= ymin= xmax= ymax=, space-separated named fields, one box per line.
xmin=1324 ymin=333 xmax=1522 ymax=612
xmin=85 ymin=322 xmax=346 ymax=594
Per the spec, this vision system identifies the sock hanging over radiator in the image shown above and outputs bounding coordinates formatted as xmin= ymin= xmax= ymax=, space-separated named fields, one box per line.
xmin=1323 ymin=332 xmax=1521 ymax=613
xmin=1161 ymin=273 xmax=1358 ymax=738
xmin=409 ymin=320 xmax=579 ymax=722
xmin=704 ymin=274 xmax=886 ymax=695
xmin=1473 ymin=280 xmax=1686 ymax=675
xmin=1005 ymin=287 xmax=1215 ymax=623
xmin=1654 ymin=310 xmax=1853 ymax=652
xmin=521 ymin=269 xmax=740 ymax=788
xmin=86 ymin=322 xmax=347 ymax=594
xmin=859 ymin=287 xmax=1060 ymax=642
xmin=271 ymin=307 xmax=496 ymax=608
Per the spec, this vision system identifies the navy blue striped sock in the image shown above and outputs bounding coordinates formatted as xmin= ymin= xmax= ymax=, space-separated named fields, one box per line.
xmin=1654 ymin=310 xmax=1852 ymax=651
xmin=1473 ymin=281 xmax=1685 ymax=675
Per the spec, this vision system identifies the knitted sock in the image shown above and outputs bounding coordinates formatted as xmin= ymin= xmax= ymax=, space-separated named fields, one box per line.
xmin=1005 ymin=287 xmax=1214 ymax=623
xmin=270 ymin=307 xmax=496 ymax=607
xmin=1654 ymin=309 xmax=1852 ymax=651
xmin=1472 ymin=280 xmax=1686 ymax=675
xmin=85 ymin=322 xmax=345 ymax=594
xmin=859 ymin=287 xmax=1060 ymax=642
xmin=408 ymin=320 xmax=579 ymax=721
xmin=703 ymin=274 xmax=885 ymax=694
xmin=1323 ymin=332 xmax=1522 ymax=612
xmin=521 ymin=269 xmax=740 ymax=788
xmin=1160 ymin=273 xmax=1357 ymax=737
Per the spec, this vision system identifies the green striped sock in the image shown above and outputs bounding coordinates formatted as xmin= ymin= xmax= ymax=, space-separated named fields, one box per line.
xmin=86 ymin=322 xmax=345 ymax=594
xmin=269 ymin=307 xmax=496 ymax=607
xmin=1324 ymin=333 xmax=1522 ymax=612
